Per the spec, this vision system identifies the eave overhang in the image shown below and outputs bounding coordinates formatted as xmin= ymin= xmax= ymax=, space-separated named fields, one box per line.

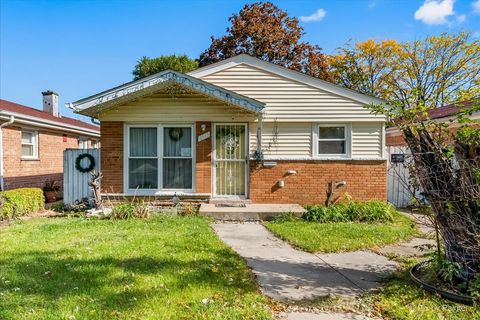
xmin=70 ymin=70 xmax=265 ymax=117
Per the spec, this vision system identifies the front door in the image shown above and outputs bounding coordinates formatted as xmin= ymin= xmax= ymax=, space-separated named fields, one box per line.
xmin=214 ymin=124 xmax=247 ymax=197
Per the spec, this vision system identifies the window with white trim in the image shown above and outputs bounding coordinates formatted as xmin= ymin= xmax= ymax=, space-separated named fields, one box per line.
xmin=126 ymin=125 xmax=194 ymax=191
xmin=78 ymin=138 xmax=88 ymax=149
xmin=21 ymin=130 xmax=38 ymax=159
xmin=315 ymin=124 xmax=349 ymax=157
xmin=128 ymin=127 xmax=158 ymax=189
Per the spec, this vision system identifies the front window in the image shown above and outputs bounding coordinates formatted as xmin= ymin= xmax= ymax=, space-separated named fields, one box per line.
xmin=21 ymin=130 xmax=38 ymax=159
xmin=163 ymin=127 xmax=193 ymax=189
xmin=317 ymin=125 xmax=348 ymax=156
xmin=127 ymin=125 xmax=194 ymax=191
xmin=128 ymin=127 xmax=158 ymax=189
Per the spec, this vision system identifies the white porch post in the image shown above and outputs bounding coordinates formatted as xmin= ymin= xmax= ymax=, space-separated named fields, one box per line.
xmin=257 ymin=112 xmax=263 ymax=154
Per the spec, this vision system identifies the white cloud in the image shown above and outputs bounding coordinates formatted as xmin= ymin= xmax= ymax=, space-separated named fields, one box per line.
xmin=414 ymin=0 xmax=455 ymax=25
xmin=300 ymin=9 xmax=326 ymax=22
xmin=456 ymin=14 xmax=466 ymax=22
xmin=473 ymin=0 xmax=480 ymax=14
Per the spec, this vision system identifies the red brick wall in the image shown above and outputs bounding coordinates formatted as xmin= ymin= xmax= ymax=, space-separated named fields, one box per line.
xmin=2 ymin=125 xmax=80 ymax=190
xmin=386 ymin=133 xmax=406 ymax=147
xmin=249 ymin=160 xmax=387 ymax=205
xmin=100 ymin=122 xmax=124 ymax=193
xmin=195 ymin=122 xmax=212 ymax=193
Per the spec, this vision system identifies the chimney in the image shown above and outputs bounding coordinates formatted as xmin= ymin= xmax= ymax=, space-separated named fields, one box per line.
xmin=42 ymin=90 xmax=59 ymax=117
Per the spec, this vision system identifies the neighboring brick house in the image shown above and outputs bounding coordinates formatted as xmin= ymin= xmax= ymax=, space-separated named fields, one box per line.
xmin=70 ymin=54 xmax=388 ymax=206
xmin=386 ymin=101 xmax=479 ymax=147
xmin=0 ymin=91 xmax=100 ymax=191
xmin=385 ymin=101 xmax=479 ymax=208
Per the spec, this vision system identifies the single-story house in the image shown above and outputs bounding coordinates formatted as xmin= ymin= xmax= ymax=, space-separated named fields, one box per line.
xmin=70 ymin=54 xmax=387 ymax=205
xmin=0 ymin=91 xmax=100 ymax=191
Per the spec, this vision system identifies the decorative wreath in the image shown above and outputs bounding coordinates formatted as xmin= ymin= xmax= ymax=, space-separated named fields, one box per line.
xmin=169 ymin=128 xmax=183 ymax=141
xmin=75 ymin=153 xmax=95 ymax=173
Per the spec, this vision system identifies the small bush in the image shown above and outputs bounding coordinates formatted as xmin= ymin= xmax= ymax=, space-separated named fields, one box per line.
xmin=303 ymin=201 xmax=394 ymax=223
xmin=111 ymin=201 xmax=150 ymax=220
xmin=179 ymin=203 xmax=199 ymax=216
xmin=0 ymin=188 xmax=44 ymax=219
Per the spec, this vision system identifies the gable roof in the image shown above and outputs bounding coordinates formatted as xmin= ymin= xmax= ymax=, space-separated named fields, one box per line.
xmin=0 ymin=99 xmax=99 ymax=136
xmin=188 ymin=54 xmax=387 ymax=106
xmin=70 ymin=70 xmax=265 ymax=117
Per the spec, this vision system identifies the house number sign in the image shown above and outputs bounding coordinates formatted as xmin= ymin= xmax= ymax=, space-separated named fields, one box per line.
xmin=198 ymin=131 xmax=210 ymax=142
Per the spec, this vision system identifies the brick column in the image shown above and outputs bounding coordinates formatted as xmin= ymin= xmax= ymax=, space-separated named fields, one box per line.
xmin=195 ymin=122 xmax=212 ymax=194
xmin=100 ymin=122 xmax=124 ymax=193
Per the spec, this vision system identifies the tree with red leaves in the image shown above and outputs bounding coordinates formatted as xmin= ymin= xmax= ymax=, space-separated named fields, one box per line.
xmin=199 ymin=2 xmax=330 ymax=80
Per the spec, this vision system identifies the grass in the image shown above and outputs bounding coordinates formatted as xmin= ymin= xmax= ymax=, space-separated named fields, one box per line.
xmin=264 ymin=211 xmax=417 ymax=253
xmin=361 ymin=259 xmax=480 ymax=320
xmin=0 ymin=215 xmax=271 ymax=320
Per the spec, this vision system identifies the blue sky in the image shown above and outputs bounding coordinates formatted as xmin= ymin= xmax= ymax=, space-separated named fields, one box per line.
xmin=1 ymin=0 xmax=479 ymax=122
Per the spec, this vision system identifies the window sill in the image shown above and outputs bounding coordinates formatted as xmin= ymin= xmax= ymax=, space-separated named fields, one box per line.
xmin=21 ymin=157 xmax=40 ymax=161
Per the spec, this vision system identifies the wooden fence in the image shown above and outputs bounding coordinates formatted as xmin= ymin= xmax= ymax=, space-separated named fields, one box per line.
xmin=387 ymin=146 xmax=416 ymax=208
xmin=63 ymin=148 xmax=100 ymax=205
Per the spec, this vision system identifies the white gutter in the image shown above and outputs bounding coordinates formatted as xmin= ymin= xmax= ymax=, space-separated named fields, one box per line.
xmin=0 ymin=115 xmax=15 ymax=191
xmin=0 ymin=110 xmax=100 ymax=137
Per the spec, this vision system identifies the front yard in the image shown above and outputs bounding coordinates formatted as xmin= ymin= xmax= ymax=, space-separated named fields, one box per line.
xmin=265 ymin=211 xmax=417 ymax=253
xmin=0 ymin=216 xmax=271 ymax=320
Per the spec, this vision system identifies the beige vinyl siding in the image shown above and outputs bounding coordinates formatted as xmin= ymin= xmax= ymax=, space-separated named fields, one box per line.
xmin=351 ymin=122 xmax=383 ymax=159
xmin=98 ymin=92 xmax=257 ymax=122
xmin=200 ymin=64 xmax=384 ymax=122
xmin=249 ymin=122 xmax=311 ymax=158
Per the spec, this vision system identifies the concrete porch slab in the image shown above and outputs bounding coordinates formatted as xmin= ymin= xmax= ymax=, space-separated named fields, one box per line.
xmin=199 ymin=203 xmax=306 ymax=221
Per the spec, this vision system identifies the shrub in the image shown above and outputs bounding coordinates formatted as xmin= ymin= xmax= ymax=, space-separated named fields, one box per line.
xmin=0 ymin=188 xmax=44 ymax=219
xmin=303 ymin=201 xmax=394 ymax=223
xmin=110 ymin=201 xmax=150 ymax=220
xmin=180 ymin=203 xmax=199 ymax=216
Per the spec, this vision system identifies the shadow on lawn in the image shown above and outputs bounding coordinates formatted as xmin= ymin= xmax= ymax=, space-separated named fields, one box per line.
xmin=0 ymin=248 xmax=257 ymax=313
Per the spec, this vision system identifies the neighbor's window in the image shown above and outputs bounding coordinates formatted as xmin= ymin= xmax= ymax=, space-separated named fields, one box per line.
xmin=21 ymin=130 xmax=38 ymax=159
xmin=317 ymin=125 xmax=348 ymax=156
xmin=128 ymin=127 xmax=158 ymax=189
xmin=78 ymin=138 xmax=88 ymax=149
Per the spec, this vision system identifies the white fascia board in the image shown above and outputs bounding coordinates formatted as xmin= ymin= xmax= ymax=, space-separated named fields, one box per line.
xmin=0 ymin=111 xmax=100 ymax=137
xmin=189 ymin=54 xmax=388 ymax=107
xmin=71 ymin=70 xmax=265 ymax=115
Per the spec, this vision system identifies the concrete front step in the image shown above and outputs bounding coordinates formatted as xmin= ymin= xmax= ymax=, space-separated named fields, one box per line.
xmin=199 ymin=203 xmax=305 ymax=221
xmin=208 ymin=198 xmax=252 ymax=205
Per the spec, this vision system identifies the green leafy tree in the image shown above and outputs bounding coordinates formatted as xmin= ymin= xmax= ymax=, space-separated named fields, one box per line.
xmin=363 ymin=32 xmax=480 ymax=282
xmin=132 ymin=54 xmax=198 ymax=80
xmin=199 ymin=2 xmax=330 ymax=80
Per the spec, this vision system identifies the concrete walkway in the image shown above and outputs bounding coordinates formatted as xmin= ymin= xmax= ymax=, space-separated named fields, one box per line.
xmin=212 ymin=223 xmax=398 ymax=301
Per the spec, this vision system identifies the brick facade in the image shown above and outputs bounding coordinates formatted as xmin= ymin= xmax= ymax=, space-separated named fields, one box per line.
xmin=249 ymin=160 xmax=387 ymax=205
xmin=2 ymin=125 xmax=96 ymax=190
xmin=195 ymin=122 xmax=212 ymax=193
xmin=100 ymin=122 xmax=124 ymax=193
xmin=100 ymin=122 xmax=387 ymax=204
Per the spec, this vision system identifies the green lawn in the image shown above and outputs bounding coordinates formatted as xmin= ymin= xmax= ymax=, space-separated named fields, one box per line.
xmin=0 ymin=216 xmax=271 ymax=320
xmin=362 ymin=260 xmax=480 ymax=320
xmin=264 ymin=212 xmax=417 ymax=253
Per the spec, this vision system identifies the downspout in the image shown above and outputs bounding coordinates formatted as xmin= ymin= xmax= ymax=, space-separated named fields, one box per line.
xmin=0 ymin=115 xmax=15 ymax=191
